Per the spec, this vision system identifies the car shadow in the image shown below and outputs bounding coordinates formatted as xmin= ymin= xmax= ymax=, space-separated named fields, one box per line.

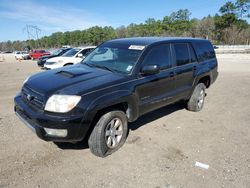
xmin=55 ymin=102 xmax=185 ymax=150
xmin=129 ymin=102 xmax=185 ymax=131
xmin=54 ymin=140 xmax=89 ymax=150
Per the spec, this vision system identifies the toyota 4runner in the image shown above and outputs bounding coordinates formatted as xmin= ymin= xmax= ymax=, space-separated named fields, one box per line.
xmin=14 ymin=37 xmax=218 ymax=157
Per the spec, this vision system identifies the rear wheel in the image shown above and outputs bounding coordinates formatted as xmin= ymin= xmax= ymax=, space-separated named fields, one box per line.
xmin=88 ymin=110 xmax=128 ymax=157
xmin=187 ymin=83 xmax=206 ymax=112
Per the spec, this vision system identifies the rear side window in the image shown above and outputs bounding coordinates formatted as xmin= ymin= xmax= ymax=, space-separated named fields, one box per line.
xmin=81 ymin=48 xmax=93 ymax=56
xmin=143 ymin=44 xmax=172 ymax=69
xmin=173 ymin=43 xmax=190 ymax=66
xmin=193 ymin=41 xmax=215 ymax=61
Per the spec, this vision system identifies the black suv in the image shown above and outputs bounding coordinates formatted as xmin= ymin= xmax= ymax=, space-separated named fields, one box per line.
xmin=14 ymin=37 xmax=218 ymax=157
xmin=37 ymin=48 xmax=72 ymax=68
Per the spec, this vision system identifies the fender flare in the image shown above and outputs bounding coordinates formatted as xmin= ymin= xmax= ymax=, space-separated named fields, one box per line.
xmin=83 ymin=90 xmax=139 ymax=123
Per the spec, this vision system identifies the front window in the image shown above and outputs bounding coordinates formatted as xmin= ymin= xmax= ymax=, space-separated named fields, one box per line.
xmin=142 ymin=44 xmax=172 ymax=69
xmin=82 ymin=44 xmax=143 ymax=74
xmin=62 ymin=48 xmax=80 ymax=57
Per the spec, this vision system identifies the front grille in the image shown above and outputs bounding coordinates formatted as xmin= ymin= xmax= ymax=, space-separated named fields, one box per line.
xmin=21 ymin=85 xmax=45 ymax=110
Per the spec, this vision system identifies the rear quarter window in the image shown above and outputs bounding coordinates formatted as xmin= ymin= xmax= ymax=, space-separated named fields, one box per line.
xmin=193 ymin=41 xmax=215 ymax=62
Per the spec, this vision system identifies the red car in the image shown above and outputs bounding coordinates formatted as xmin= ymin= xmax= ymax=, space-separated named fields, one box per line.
xmin=30 ymin=50 xmax=51 ymax=60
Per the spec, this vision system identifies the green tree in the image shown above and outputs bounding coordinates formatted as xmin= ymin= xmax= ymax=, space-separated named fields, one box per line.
xmin=169 ymin=9 xmax=191 ymax=21
xmin=219 ymin=1 xmax=237 ymax=14
xmin=235 ymin=0 xmax=250 ymax=17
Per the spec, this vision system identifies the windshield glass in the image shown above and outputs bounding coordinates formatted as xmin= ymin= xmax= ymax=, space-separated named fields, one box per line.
xmin=82 ymin=45 xmax=143 ymax=74
xmin=52 ymin=49 xmax=63 ymax=56
xmin=62 ymin=48 xmax=80 ymax=57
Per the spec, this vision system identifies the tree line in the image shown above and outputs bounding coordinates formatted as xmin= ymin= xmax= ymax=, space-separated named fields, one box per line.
xmin=0 ymin=0 xmax=249 ymax=51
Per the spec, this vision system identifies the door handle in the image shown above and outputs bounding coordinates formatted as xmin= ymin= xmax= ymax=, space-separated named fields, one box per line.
xmin=193 ymin=66 xmax=197 ymax=71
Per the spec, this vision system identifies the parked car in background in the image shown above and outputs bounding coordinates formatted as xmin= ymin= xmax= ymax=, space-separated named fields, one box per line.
xmin=44 ymin=46 xmax=95 ymax=70
xmin=14 ymin=51 xmax=30 ymax=60
xmin=37 ymin=48 xmax=72 ymax=68
xmin=3 ymin=51 xmax=12 ymax=53
xmin=30 ymin=50 xmax=50 ymax=60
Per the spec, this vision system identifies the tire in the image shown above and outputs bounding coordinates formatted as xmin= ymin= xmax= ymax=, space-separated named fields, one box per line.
xmin=187 ymin=83 xmax=206 ymax=112
xmin=88 ymin=110 xmax=128 ymax=157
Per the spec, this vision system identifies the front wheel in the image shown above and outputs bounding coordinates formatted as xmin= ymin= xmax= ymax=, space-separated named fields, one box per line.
xmin=187 ymin=83 xmax=206 ymax=112
xmin=88 ymin=110 xmax=128 ymax=157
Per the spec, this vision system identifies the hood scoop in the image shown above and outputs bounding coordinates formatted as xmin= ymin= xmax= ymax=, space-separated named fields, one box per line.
xmin=56 ymin=69 xmax=91 ymax=78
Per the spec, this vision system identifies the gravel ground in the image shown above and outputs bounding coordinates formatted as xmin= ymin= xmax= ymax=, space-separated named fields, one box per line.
xmin=0 ymin=54 xmax=250 ymax=188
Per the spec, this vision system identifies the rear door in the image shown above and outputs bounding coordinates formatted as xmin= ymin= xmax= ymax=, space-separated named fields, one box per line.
xmin=171 ymin=43 xmax=198 ymax=99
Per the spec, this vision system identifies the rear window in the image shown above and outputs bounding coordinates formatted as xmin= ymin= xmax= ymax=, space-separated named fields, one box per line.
xmin=173 ymin=43 xmax=190 ymax=66
xmin=62 ymin=48 xmax=80 ymax=57
xmin=193 ymin=41 xmax=215 ymax=61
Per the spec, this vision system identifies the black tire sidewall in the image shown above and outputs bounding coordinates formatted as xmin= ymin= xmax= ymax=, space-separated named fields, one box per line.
xmin=90 ymin=111 xmax=128 ymax=157
xmin=188 ymin=83 xmax=206 ymax=112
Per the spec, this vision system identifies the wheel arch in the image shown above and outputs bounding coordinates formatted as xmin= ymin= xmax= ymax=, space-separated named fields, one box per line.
xmin=198 ymin=75 xmax=211 ymax=88
xmin=63 ymin=63 xmax=74 ymax=66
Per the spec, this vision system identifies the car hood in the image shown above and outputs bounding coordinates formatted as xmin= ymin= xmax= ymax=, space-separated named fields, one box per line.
xmin=46 ymin=56 xmax=75 ymax=63
xmin=25 ymin=64 xmax=126 ymax=96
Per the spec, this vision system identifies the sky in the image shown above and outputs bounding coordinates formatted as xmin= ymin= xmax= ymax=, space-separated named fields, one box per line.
xmin=0 ymin=0 xmax=244 ymax=42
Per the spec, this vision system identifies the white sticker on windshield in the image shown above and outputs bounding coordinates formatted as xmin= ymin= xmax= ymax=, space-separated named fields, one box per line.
xmin=128 ymin=45 xmax=145 ymax=50
xmin=126 ymin=65 xmax=133 ymax=72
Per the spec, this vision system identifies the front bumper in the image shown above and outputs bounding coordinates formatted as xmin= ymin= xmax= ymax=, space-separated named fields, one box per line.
xmin=44 ymin=63 xmax=61 ymax=70
xmin=37 ymin=60 xmax=45 ymax=67
xmin=14 ymin=94 xmax=89 ymax=142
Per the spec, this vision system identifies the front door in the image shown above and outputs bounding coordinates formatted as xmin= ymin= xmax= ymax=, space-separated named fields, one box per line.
xmin=136 ymin=44 xmax=176 ymax=115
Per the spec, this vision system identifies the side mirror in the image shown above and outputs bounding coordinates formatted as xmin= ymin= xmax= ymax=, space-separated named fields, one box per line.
xmin=141 ymin=64 xmax=160 ymax=75
xmin=77 ymin=53 xmax=83 ymax=58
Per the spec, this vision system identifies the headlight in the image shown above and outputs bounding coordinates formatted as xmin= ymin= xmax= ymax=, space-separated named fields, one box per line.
xmin=45 ymin=95 xmax=81 ymax=113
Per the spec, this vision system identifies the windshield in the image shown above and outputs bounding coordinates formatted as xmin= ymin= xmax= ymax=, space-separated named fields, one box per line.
xmin=82 ymin=45 xmax=143 ymax=74
xmin=62 ymin=48 xmax=80 ymax=57
xmin=52 ymin=49 xmax=63 ymax=56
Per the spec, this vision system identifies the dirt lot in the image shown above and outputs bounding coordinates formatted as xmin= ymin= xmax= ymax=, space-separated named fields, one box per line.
xmin=0 ymin=54 xmax=250 ymax=188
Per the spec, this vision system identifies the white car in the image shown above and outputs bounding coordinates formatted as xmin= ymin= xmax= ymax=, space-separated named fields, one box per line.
xmin=44 ymin=46 xmax=95 ymax=69
xmin=14 ymin=51 xmax=30 ymax=60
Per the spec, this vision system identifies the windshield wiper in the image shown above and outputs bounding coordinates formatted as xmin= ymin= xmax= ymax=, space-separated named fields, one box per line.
xmin=87 ymin=64 xmax=115 ymax=73
xmin=84 ymin=62 xmax=93 ymax=67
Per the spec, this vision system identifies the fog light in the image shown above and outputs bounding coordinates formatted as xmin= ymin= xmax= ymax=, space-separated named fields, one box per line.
xmin=44 ymin=128 xmax=67 ymax=137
